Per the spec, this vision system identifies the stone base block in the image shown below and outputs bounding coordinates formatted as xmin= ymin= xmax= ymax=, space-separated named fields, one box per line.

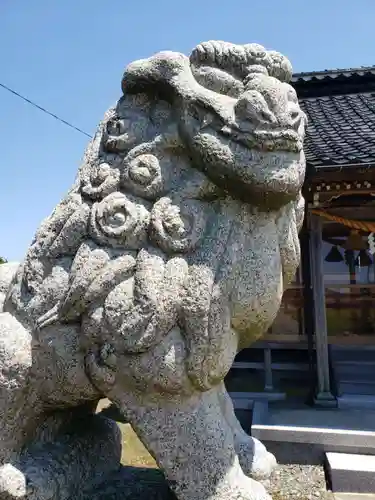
xmin=327 ymin=452 xmax=375 ymax=494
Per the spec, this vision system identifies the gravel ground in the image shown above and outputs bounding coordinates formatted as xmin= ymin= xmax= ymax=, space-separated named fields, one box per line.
xmin=260 ymin=465 xmax=334 ymax=500
xmin=98 ymin=403 xmax=336 ymax=499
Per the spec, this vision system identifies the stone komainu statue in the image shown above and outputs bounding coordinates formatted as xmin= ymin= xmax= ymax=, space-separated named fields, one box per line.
xmin=0 ymin=41 xmax=306 ymax=500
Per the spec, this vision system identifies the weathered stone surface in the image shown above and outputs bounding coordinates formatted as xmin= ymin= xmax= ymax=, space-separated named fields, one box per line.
xmin=0 ymin=40 xmax=306 ymax=500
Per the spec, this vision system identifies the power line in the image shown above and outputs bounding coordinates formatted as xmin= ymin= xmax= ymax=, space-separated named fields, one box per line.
xmin=0 ymin=82 xmax=92 ymax=138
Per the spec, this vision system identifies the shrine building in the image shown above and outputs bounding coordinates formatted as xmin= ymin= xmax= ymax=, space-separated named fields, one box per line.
xmin=226 ymin=66 xmax=375 ymax=459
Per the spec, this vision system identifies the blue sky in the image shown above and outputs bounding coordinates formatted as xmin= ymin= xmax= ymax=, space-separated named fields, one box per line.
xmin=1 ymin=0 xmax=375 ymax=261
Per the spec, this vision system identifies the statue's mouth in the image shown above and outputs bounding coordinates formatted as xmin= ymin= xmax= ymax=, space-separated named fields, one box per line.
xmin=189 ymin=93 xmax=305 ymax=155
xmin=249 ymin=130 xmax=301 ymax=153
xmin=185 ymin=120 xmax=305 ymax=211
xmin=219 ymin=125 xmax=302 ymax=153
xmin=202 ymin=125 xmax=305 ymax=185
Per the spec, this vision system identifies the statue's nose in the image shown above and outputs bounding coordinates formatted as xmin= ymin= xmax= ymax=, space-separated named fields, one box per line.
xmin=235 ymin=76 xmax=303 ymax=133
xmin=286 ymin=101 xmax=303 ymax=132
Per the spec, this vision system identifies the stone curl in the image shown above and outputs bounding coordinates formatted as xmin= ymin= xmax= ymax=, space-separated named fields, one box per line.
xmin=190 ymin=40 xmax=293 ymax=82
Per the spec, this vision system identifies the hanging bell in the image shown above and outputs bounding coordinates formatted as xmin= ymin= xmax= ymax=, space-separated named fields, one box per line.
xmin=325 ymin=245 xmax=344 ymax=262
xmin=355 ymin=249 xmax=373 ymax=267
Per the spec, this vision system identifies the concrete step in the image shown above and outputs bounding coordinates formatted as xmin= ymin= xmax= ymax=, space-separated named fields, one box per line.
xmin=335 ymin=366 xmax=375 ymax=379
xmin=228 ymin=391 xmax=285 ymax=409
xmin=332 ymin=356 xmax=375 ymax=368
xmin=332 ymin=348 xmax=375 ymax=401
xmin=336 ymin=378 xmax=375 ymax=389
xmin=327 ymin=452 xmax=375 ymax=494
xmin=252 ymin=402 xmax=375 ymax=460
xmin=339 ymin=383 xmax=375 ymax=396
xmin=338 ymin=395 xmax=375 ymax=410
xmin=334 ymin=495 xmax=375 ymax=500
xmin=331 ymin=348 xmax=375 ymax=363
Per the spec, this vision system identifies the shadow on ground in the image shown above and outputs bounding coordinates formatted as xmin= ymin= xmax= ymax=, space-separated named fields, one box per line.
xmin=82 ymin=466 xmax=176 ymax=500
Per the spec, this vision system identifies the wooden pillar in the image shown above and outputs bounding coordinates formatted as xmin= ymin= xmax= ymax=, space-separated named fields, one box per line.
xmin=308 ymin=213 xmax=337 ymax=407
xmin=300 ymin=220 xmax=317 ymax=405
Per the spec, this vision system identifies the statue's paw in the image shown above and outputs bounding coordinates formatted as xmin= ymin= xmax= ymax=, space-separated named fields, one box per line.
xmin=85 ymin=347 xmax=117 ymax=394
xmin=186 ymin=354 xmax=226 ymax=392
xmin=246 ymin=479 xmax=272 ymax=500
xmin=224 ymin=475 xmax=272 ymax=500
xmin=0 ymin=464 xmax=28 ymax=498
xmin=236 ymin=437 xmax=277 ymax=479
xmin=0 ymin=463 xmax=55 ymax=500
xmin=248 ymin=449 xmax=277 ymax=480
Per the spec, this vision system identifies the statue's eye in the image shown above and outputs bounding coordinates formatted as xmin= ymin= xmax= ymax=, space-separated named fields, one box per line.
xmin=235 ymin=91 xmax=274 ymax=123
xmin=107 ymin=119 xmax=126 ymax=136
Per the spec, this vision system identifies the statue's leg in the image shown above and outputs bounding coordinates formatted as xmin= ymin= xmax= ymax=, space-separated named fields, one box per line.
xmin=0 ymin=313 xmax=37 ymax=463
xmin=122 ymin=387 xmax=271 ymax=500
xmin=217 ymin=382 xmax=277 ymax=479
xmin=0 ymin=414 xmax=121 ymax=500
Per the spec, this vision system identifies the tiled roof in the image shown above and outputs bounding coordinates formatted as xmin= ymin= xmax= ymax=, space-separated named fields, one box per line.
xmin=292 ymin=66 xmax=375 ymax=82
xmin=292 ymin=67 xmax=375 ymax=169
xmin=299 ymin=93 xmax=375 ymax=168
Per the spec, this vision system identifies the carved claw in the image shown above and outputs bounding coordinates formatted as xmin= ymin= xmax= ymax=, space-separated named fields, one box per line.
xmin=0 ymin=463 xmax=56 ymax=500
xmin=36 ymin=253 xmax=137 ymax=332
xmin=0 ymin=464 xmax=28 ymax=498
xmin=103 ymin=250 xmax=187 ymax=354
xmin=85 ymin=350 xmax=117 ymax=395
xmin=36 ymin=304 xmax=60 ymax=330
